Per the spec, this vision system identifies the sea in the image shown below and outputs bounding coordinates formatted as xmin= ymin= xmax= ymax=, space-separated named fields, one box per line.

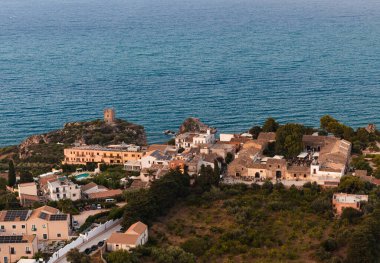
xmin=0 ymin=0 xmax=379 ymax=147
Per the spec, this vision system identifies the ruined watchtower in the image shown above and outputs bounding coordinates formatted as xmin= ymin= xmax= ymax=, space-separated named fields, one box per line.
xmin=104 ymin=108 xmax=115 ymax=124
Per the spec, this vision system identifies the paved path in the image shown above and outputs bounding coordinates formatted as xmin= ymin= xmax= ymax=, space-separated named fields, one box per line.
xmin=73 ymin=209 xmax=109 ymax=226
xmin=56 ymin=222 xmax=122 ymax=263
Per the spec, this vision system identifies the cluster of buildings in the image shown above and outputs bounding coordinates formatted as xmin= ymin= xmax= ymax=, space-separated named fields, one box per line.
xmin=17 ymin=172 xmax=122 ymax=208
xmin=2 ymin=111 xmax=375 ymax=262
xmin=0 ymin=203 xmax=147 ymax=263
xmin=227 ymin=132 xmax=352 ymax=187
xmin=0 ymin=206 xmax=70 ymax=263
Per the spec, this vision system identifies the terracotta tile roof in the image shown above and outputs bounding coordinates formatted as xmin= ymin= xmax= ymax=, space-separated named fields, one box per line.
xmin=88 ymin=189 xmax=122 ymax=199
xmin=107 ymin=232 xmax=139 ymax=245
xmin=40 ymin=205 xmax=60 ymax=214
xmin=108 ymin=221 xmax=147 ymax=246
xmin=257 ymin=132 xmax=276 ymax=142
xmin=23 ymin=234 xmax=37 ymax=243
xmin=147 ymin=144 xmax=169 ymax=152
xmin=18 ymin=182 xmax=37 ymax=187
xmin=128 ymin=180 xmax=149 ymax=190
xmin=39 ymin=174 xmax=58 ymax=187
xmin=126 ymin=221 xmax=147 ymax=235
xmin=81 ymin=182 xmax=98 ymax=192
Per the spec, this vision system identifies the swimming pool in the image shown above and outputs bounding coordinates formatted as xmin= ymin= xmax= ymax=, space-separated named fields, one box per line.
xmin=75 ymin=173 xmax=90 ymax=180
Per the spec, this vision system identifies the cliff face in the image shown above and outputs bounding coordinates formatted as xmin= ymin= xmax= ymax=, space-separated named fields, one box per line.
xmin=18 ymin=119 xmax=147 ymax=160
xmin=178 ymin=117 xmax=216 ymax=134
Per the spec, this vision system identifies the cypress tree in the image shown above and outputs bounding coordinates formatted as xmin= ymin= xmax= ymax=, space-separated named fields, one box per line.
xmin=8 ymin=160 xmax=16 ymax=187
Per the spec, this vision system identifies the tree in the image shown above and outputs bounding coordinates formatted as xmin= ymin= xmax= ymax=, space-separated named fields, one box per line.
xmin=225 ymin=152 xmax=234 ymax=165
xmin=275 ymin=124 xmax=306 ymax=158
xmin=151 ymin=246 xmax=196 ymax=263
xmin=337 ymin=176 xmax=372 ymax=194
xmin=195 ymin=165 xmax=215 ymax=192
xmin=262 ymin=118 xmax=279 ymax=132
xmin=20 ymin=170 xmax=34 ymax=183
xmin=0 ymin=178 xmax=7 ymax=190
xmin=320 ymin=115 xmax=336 ymax=130
xmin=248 ymin=126 xmax=262 ymax=139
xmin=351 ymin=156 xmax=373 ymax=176
xmin=181 ymin=237 xmax=210 ymax=257
xmin=66 ymin=248 xmax=90 ymax=263
xmin=341 ymin=207 xmax=363 ymax=224
xmin=213 ymin=160 xmax=221 ymax=186
xmin=106 ymin=249 xmax=139 ymax=263
xmin=8 ymin=160 xmax=16 ymax=187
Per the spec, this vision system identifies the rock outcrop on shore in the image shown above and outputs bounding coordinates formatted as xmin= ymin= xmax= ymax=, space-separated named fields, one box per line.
xmin=178 ymin=117 xmax=216 ymax=134
xmin=1 ymin=119 xmax=144 ymax=163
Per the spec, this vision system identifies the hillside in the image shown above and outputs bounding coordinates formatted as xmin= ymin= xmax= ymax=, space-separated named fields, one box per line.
xmin=0 ymin=119 xmax=146 ymax=174
xmin=117 ymin=176 xmax=380 ymax=263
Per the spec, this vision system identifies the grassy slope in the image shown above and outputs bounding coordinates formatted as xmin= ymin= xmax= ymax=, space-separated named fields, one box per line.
xmin=147 ymin=185 xmax=335 ymax=263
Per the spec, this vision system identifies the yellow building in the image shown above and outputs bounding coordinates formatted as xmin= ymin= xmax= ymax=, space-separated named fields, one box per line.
xmin=0 ymin=206 xmax=70 ymax=242
xmin=63 ymin=144 xmax=143 ymax=165
xmin=0 ymin=235 xmax=38 ymax=263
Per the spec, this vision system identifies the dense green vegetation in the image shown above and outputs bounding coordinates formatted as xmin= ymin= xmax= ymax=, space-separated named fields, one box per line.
xmin=103 ymin=172 xmax=380 ymax=263
xmin=320 ymin=115 xmax=380 ymax=153
xmin=7 ymin=160 xmax=16 ymax=186
xmin=275 ymin=123 xmax=313 ymax=158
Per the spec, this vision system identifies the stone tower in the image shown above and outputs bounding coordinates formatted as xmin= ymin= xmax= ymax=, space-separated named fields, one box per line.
xmin=104 ymin=108 xmax=115 ymax=124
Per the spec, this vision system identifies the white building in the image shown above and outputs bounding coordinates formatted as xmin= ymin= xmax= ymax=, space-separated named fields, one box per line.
xmin=175 ymin=129 xmax=215 ymax=149
xmin=192 ymin=129 xmax=215 ymax=146
xmin=219 ymin=133 xmax=235 ymax=142
xmin=140 ymin=150 xmax=172 ymax=169
xmin=18 ymin=182 xmax=38 ymax=198
xmin=47 ymin=178 xmax=81 ymax=201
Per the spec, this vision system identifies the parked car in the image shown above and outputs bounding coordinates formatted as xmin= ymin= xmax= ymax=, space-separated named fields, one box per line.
xmin=105 ymin=198 xmax=116 ymax=203
xmin=91 ymin=204 xmax=97 ymax=210
xmin=91 ymin=245 xmax=98 ymax=251
xmin=84 ymin=248 xmax=91 ymax=255
xmin=98 ymin=240 xmax=105 ymax=247
xmin=97 ymin=204 xmax=102 ymax=209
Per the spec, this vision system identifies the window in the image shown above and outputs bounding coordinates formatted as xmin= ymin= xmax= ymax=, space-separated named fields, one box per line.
xmin=12 ymin=225 xmax=16 ymax=229
xmin=22 ymin=225 xmax=25 ymax=229
xmin=43 ymin=224 xmax=46 ymax=228
xmin=31 ymin=225 xmax=37 ymax=231
xmin=10 ymin=247 xmax=15 ymax=254
xmin=304 ymin=174 xmax=307 ymax=178
xmin=73 ymin=194 xmax=76 ymax=197
xmin=26 ymin=247 xmax=31 ymax=254
xmin=278 ymin=165 xmax=280 ymax=168
xmin=43 ymin=234 xmax=48 ymax=239
xmin=4 ymin=257 xmax=8 ymax=263
xmin=57 ymin=233 xmax=61 ymax=237
xmin=313 ymin=169 xmax=317 ymax=174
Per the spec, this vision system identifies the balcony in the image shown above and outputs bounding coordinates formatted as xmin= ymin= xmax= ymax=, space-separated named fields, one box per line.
xmin=31 ymin=227 xmax=37 ymax=231
xmin=26 ymin=251 xmax=31 ymax=254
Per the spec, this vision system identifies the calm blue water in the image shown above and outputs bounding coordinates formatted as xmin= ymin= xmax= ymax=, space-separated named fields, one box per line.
xmin=0 ymin=0 xmax=379 ymax=147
